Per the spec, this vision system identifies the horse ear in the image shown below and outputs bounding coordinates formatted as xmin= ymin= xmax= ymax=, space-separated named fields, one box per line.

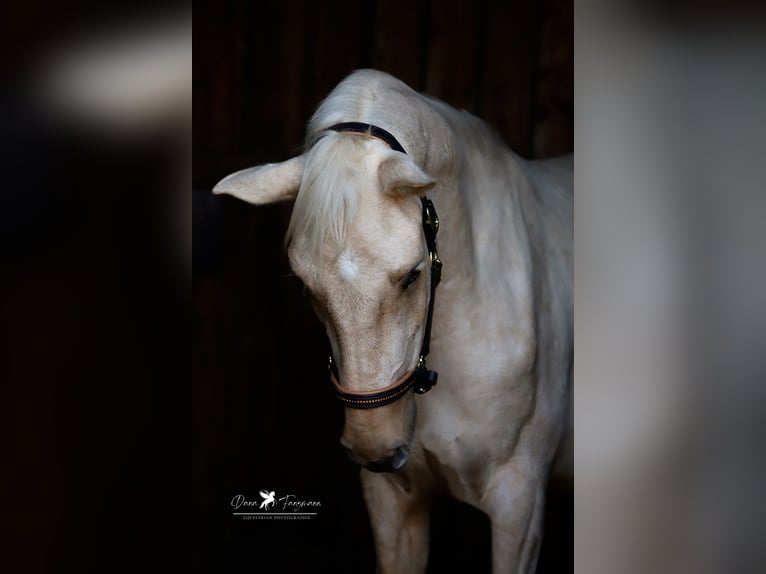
xmin=378 ymin=153 xmax=435 ymax=197
xmin=212 ymin=155 xmax=305 ymax=204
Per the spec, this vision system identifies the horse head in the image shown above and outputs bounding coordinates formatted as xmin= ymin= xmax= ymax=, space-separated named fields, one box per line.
xmin=214 ymin=130 xmax=436 ymax=473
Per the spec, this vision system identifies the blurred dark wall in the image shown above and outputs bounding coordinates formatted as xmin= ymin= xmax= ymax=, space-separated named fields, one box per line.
xmin=2 ymin=25 xmax=189 ymax=573
xmin=193 ymin=0 xmax=573 ymax=187
xmin=193 ymin=1 xmax=572 ymax=572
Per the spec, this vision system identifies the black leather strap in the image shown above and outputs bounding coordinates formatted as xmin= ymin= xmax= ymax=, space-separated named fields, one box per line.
xmin=327 ymin=122 xmax=407 ymax=154
xmin=419 ymin=197 xmax=441 ymax=360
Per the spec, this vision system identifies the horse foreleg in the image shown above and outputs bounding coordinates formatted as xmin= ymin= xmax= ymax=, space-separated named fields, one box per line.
xmin=361 ymin=469 xmax=431 ymax=574
xmin=482 ymin=461 xmax=547 ymax=574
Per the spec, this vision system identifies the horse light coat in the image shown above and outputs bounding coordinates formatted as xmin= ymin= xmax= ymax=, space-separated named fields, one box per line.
xmin=214 ymin=69 xmax=572 ymax=574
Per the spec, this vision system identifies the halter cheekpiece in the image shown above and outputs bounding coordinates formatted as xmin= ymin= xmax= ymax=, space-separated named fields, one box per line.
xmin=324 ymin=122 xmax=442 ymax=409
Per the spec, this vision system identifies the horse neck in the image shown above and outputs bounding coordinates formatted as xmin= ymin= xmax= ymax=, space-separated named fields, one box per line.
xmin=423 ymin=99 xmax=537 ymax=291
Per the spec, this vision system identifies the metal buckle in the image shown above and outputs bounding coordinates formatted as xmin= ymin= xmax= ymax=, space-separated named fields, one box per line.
xmin=430 ymin=253 xmax=442 ymax=286
xmin=424 ymin=199 xmax=439 ymax=235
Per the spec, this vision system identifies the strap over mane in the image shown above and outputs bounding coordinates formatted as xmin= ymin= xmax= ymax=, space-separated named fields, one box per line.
xmin=327 ymin=122 xmax=407 ymax=154
xmin=325 ymin=122 xmax=442 ymax=410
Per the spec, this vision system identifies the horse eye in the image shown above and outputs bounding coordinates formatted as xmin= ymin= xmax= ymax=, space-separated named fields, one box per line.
xmin=402 ymin=268 xmax=422 ymax=289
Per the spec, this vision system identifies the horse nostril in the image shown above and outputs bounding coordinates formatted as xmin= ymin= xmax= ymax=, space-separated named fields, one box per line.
xmin=344 ymin=444 xmax=411 ymax=472
xmin=363 ymin=445 xmax=410 ymax=473
xmin=391 ymin=445 xmax=410 ymax=470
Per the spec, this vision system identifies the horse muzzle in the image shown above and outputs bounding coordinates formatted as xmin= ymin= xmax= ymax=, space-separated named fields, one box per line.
xmin=343 ymin=443 xmax=411 ymax=473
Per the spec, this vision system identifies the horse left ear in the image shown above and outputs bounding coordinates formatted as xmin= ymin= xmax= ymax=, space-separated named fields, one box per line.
xmin=212 ymin=155 xmax=305 ymax=204
xmin=378 ymin=153 xmax=435 ymax=197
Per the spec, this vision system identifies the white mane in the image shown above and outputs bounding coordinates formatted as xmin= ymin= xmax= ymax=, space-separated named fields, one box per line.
xmin=285 ymin=69 xmax=418 ymax=260
xmin=285 ymin=132 xmax=368 ymax=259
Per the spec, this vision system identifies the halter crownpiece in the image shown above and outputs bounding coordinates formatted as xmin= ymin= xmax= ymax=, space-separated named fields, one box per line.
xmin=325 ymin=122 xmax=407 ymax=154
xmin=325 ymin=122 xmax=442 ymax=409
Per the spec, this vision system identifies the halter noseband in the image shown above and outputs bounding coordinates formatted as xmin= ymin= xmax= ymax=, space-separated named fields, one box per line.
xmin=324 ymin=122 xmax=442 ymax=409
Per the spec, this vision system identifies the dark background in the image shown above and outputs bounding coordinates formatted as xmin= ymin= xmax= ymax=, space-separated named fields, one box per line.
xmin=193 ymin=1 xmax=572 ymax=572
xmin=1 ymin=5 xmax=190 ymax=571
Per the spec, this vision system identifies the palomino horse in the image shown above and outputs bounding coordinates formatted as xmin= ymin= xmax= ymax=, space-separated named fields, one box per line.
xmin=213 ymin=69 xmax=572 ymax=574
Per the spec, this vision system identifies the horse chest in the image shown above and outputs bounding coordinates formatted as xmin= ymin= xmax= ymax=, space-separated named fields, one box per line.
xmin=416 ymin=368 xmax=536 ymax=482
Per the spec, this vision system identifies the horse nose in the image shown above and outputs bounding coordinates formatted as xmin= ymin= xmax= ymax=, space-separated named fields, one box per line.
xmin=363 ymin=445 xmax=411 ymax=473
xmin=391 ymin=445 xmax=410 ymax=470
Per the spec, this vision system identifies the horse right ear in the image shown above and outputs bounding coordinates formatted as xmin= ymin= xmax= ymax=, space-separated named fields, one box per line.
xmin=212 ymin=155 xmax=305 ymax=204
xmin=378 ymin=152 xmax=435 ymax=197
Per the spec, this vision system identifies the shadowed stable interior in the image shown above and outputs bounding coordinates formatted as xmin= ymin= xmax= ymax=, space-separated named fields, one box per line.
xmin=193 ymin=1 xmax=572 ymax=572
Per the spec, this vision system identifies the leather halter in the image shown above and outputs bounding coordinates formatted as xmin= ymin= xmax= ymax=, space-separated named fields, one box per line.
xmin=324 ymin=122 xmax=442 ymax=409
